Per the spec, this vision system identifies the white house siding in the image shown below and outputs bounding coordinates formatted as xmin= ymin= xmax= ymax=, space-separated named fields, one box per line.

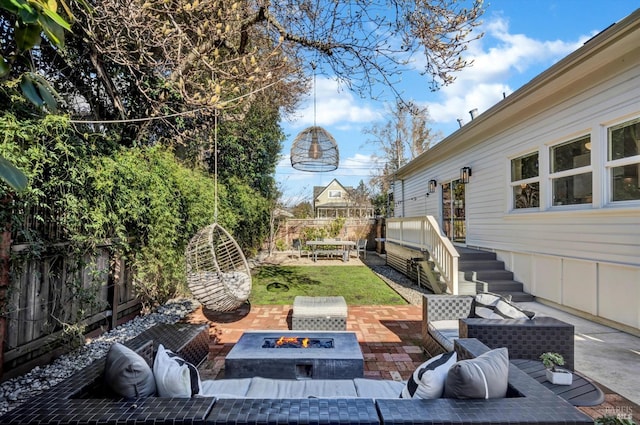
xmin=393 ymin=12 xmax=640 ymax=333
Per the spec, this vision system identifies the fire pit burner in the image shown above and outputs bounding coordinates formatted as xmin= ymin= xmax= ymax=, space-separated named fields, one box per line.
xmin=262 ymin=337 xmax=334 ymax=349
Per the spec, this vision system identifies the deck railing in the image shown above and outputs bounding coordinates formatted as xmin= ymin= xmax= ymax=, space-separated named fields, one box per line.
xmin=386 ymin=216 xmax=460 ymax=294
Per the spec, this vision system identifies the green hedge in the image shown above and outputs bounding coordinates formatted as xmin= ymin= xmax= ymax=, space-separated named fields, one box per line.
xmin=1 ymin=112 xmax=270 ymax=309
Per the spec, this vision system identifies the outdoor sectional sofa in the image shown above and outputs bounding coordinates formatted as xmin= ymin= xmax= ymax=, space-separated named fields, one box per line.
xmin=422 ymin=294 xmax=576 ymax=370
xmin=0 ymin=322 xmax=593 ymax=425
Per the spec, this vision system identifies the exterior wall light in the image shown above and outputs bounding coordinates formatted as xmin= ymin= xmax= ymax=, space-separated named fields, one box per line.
xmin=428 ymin=179 xmax=437 ymax=193
xmin=460 ymin=167 xmax=472 ymax=184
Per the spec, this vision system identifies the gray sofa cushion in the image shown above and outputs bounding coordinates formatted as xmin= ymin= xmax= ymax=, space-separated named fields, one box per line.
xmin=428 ymin=320 xmax=460 ymax=352
xmin=199 ymin=377 xmax=405 ymax=399
xmin=443 ymin=347 xmax=509 ymax=399
xmin=200 ymin=378 xmax=252 ymax=398
xmin=245 ymin=377 xmax=359 ymax=398
xmin=105 ymin=342 xmax=156 ymax=399
xmin=354 ymin=378 xmax=406 ymax=399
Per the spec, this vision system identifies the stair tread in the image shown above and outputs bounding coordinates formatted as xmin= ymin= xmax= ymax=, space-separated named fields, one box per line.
xmin=496 ymin=291 xmax=535 ymax=302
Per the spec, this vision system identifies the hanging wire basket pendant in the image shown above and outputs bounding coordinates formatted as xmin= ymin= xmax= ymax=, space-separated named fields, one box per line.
xmin=290 ymin=126 xmax=339 ymax=172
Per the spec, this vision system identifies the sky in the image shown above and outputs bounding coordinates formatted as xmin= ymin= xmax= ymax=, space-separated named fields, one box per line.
xmin=275 ymin=1 xmax=639 ymax=206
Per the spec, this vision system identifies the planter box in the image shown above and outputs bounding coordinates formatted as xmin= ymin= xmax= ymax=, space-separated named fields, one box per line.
xmin=546 ymin=368 xmax=573 ymax=385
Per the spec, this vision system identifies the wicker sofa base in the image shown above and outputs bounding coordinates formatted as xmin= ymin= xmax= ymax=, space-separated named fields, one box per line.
xmin=292 ymin=296 xmax=348 ymax=330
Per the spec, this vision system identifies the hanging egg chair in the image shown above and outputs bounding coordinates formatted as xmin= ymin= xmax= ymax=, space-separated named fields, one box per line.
xmin=186 ymin=223 xmax=252 ymax=312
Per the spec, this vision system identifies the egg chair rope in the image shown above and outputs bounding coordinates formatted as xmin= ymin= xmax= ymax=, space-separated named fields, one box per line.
xmin=185 ymin=110 xmax=252 ymax=312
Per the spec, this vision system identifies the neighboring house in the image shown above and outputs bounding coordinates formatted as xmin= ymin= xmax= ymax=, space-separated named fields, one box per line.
xmin=313 ymin=179 xmax=374 ymax=218
xmin=391 ymin=9 xmax=640 ymax=334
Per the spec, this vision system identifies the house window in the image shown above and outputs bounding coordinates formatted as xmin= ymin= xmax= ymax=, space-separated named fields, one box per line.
xmin=510 ymin=152 xmax=539 ymax=209
xmin=549 ymin=136 xmax=592 ymax=206
xmin=607 ymin=118 xmax=640 ymax=202
xmin=328 ymin=190 xmax=342 ymax=198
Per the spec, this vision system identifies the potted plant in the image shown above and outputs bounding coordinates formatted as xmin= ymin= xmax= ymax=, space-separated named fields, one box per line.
xmin=540 ymin=352 xmax=573 ymax=385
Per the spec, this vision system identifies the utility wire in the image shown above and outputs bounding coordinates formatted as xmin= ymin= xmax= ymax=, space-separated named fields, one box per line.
xmin=68 ymin=79 xmax=284 ymax=125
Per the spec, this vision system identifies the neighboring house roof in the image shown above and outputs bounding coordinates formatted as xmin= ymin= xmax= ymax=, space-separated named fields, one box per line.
xmin=396 ymin=7 xmax=640 ymax=178
xmin=314 ymin=179 xmax=351 ymax=203
xmin=273 ymin=208 xmax=294 ymax=218
xmin=313 ymin=178 xmax=373 ymax=209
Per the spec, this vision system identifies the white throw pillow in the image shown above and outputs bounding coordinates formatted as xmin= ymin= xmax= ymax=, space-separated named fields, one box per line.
xmin=153 ymin=344 xmax=201 ymax=397
xmin=488 ymin=299 xmax=531 ymax=319
xmin=400 ymin=351 xmax=457 ymax=399
xmin=472 ymin=292 xmax=503 ymax=318
xmin=473 ymin=292 xmax=533 ymax=319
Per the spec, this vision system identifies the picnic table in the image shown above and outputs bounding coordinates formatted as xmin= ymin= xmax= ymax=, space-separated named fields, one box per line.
xmin=306 ymin=239 xmax=356 ymax=262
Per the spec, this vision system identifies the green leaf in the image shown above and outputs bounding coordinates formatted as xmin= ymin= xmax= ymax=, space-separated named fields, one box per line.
xmin=9 ymin=0 xmax=39 ymax=23
xmin=34 ymin=78 xmax=58 ymax=111
xmin=0 ymin=157 xmax=28 ymax=192
xmin=15 ymin=23 xmax=42 ymax=51
xmin=40 ymin=5 xmax=71 ymax=31
xmin=20 ymin=75 xmax=44 ymax=107
xmin=0 ymin=55 xmax=9 ymax=78
xmin=1 ymin=0 xmax=35 ymax=16
xmin=38 ymin=14 xmax=66 ymax=47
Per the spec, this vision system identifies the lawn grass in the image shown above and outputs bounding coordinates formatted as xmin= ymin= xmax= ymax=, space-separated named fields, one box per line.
xmin=250 ymin=265 xmax=407 ymax=305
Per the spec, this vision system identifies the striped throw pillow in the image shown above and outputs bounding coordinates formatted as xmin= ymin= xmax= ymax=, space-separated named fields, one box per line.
xmin=400 ymin=351 xmax=457 ymax=399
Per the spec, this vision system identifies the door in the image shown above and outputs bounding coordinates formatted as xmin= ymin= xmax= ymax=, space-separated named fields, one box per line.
xmin=441 ymin=180 xmax=466 ymax=242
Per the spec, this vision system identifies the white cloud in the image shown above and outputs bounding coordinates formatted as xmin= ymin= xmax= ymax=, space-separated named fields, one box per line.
xmin=283 ymin=77 xmax=382 ymax=129
xmin=428 ymin=82 xmax=512 ymax=124
xmin=425 ymin=16 xmax=584 ymax=127
xmin=339 ymin=153 xmax=382 ymax=178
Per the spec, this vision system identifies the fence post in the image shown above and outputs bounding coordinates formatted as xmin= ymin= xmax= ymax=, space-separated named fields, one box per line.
xmin=109 ymin=254 xmax=120 ymax=330
xmin=0 ymin=193 xmax=13 ymax=378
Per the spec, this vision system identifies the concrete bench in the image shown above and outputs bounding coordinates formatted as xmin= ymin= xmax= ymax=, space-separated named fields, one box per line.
xmin=292 ymin=296 xmax=348 ymax=330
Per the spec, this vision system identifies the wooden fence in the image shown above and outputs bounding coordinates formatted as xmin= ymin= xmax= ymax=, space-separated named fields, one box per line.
xmin=2 ymin=241 xmax=139 ymax=380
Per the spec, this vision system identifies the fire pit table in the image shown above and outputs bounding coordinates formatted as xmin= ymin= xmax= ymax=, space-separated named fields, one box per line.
xmin=225 ymin=331 xmax=364 ymax=379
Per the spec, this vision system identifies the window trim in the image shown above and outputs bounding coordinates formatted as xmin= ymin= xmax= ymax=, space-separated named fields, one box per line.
xmin=605 ymin=117 xmax=640 ymax=204
xmin=509 ymin=150 xmax=540 ymax=211
xmin=548 ymin=135 xmax=593 ymax=207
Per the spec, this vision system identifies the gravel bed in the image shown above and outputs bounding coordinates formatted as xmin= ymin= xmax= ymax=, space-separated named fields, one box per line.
xmin=359 ymin=252 xmax=433 ymax=305
xmin=0 ymin=298 xmax=200 ymax=416
xmin=367 ymin=264 xmax=432 ymax=305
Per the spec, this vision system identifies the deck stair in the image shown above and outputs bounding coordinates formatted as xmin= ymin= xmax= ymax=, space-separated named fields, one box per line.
xmin=457 ymin=247 xmax=534 ymax=302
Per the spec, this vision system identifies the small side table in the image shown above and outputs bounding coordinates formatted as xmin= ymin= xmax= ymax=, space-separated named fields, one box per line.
xmin=512 ymin=359 xmax=605 ymax=406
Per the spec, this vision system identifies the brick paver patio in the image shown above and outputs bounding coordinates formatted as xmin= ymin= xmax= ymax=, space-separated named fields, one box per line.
xmin=185 ymin=303 xmax=639 ymax=422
